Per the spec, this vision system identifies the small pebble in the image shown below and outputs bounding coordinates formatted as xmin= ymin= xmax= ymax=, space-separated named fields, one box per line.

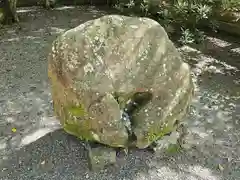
xmin=86 ymin=174 xmax=89 ymax=178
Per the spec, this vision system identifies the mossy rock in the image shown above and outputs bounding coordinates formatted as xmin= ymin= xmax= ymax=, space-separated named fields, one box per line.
xmin=48 ymin=15 xmax=194 ymax=170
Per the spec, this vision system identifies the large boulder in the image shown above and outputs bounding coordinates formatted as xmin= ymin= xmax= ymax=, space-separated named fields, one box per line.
xmin=48 ymin=15 xmax=194 ymax=150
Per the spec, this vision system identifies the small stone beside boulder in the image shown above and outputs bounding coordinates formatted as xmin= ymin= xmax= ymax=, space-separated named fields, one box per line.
xmin=48 ymin=14 xmax=194 ymax=170
xmin=88 ymin=145 xmax=116 ymax=171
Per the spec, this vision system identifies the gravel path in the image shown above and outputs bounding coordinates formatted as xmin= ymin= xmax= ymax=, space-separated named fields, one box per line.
xmin=0 ymin=6 xmax=239 ymax=180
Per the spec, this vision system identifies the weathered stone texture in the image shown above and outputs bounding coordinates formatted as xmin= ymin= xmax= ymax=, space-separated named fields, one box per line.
xmin=48 ymin=15 xmax=194 ymax=150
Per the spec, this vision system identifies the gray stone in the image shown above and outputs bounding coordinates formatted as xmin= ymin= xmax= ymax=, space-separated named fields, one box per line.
xmin=88 ymin=145 xmax=116 ymax=171
xmin=48 ymin=14 xmax=194 ymax=170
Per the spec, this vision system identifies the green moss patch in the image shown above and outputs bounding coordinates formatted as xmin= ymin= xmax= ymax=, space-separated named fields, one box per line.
xmin=147 ymin=123 xmax=176 ymax=143
xmin=67 ymin=104 xmax=87 ymax=117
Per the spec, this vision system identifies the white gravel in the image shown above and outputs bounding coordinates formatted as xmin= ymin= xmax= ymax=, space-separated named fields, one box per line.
xmin=0 ymin=6 xmax=240 ymax=180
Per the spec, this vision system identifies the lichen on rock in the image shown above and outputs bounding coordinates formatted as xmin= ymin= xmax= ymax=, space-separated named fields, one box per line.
xmin=48 ymin=14 xmax=194 ymax=170
xmin=88 ymin=145 xmax=117 ymax=171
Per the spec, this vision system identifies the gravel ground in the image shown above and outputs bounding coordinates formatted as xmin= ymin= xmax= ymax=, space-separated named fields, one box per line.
xmin=0 ymin=6 xmax=240 ymax=180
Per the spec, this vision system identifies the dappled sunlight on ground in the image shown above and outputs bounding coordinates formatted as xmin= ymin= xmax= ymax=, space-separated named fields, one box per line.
xmin=145 ymin=163 xmax=221 ymax=180
xmin=0 ymin=5 xmax=239 ymax=180
xmin=178 ymin=35 xmax=240 ymax=179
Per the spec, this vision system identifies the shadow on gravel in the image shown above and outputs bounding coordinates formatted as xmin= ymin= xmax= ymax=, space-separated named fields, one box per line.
xmin=0 ymin=5 xmax=239 ymax=180
xmin=177 ymin=33 xmax=240 ymax=180
xmin=0 ymin=129 xmax=223 ymax=180
xmin=188 ymin=31 xmax=240 ymax=69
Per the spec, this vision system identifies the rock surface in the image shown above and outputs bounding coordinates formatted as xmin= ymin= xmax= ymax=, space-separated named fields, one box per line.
xmin=88 ymin=145 xmax=117 ymax=171
xmin=48 ymin=15 xmax=194 ymax=150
